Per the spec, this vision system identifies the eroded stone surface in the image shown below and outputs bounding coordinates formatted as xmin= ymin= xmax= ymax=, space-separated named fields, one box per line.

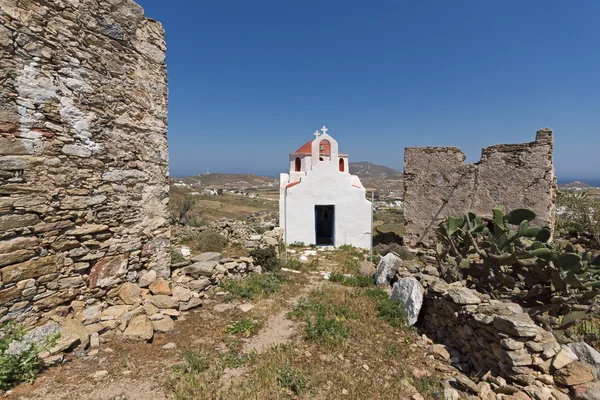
xmin=403 ymin=130 xmax=556 ymax=246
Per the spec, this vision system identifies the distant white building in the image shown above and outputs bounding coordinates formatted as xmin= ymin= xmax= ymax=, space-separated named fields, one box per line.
xmin=279 ymin=127 xmax=372 ymax=248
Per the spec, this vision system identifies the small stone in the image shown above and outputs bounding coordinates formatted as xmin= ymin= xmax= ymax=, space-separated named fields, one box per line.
xmin=119 ymin=282 xmax=141 ymax=305
xmin=572 ymin=381 xmax=600 ymax=400
xmin=430 ymin=344 xmax=451 ymax=361
xmin=149 ymin=295 xmax=179 ymax=309
xmin=446 ymin=287 xmax=481 ymax=305
xmin=149 ymin=277 xmax=171 ymax=295
xmin=138 ymin=270 xmax=157 ymax=288
xmin=191 ymin=252 xmax=222 ymax=262
xmin=362 ymin=364 xmax=369 ymax=371
xmin=162 ymin=342 xmax=177 ymax=350
xmin=151 ymin=316 xmax=175 ymax=333
xmin=342 ymin=389 xmax=348 ymax=395
xmin=90 ymin=332 xmax=99 ymax=348
xmin=179 ymin=297 xmax=203 ymax=311
xmin=172 ymin=286 xmax=192 ymax=302
xmin=453 ymin=375 xmax=479 ymax=394
xmin=567 ymin=342 xmax=600 ymax=367
xmin=554 ymin=361 xmax=595 ymax=387
xmin=552 ymin=345 xmax=579 ymax=370
xmin=412 ymin=394 xmax=424 ymax=400
xmin=91 ymin=370 xmax=109 ymax=379
xmin=123 ymin=315 xmax=153 ymax=341
xmin=237 ymin=303 xmax=254 ymax=313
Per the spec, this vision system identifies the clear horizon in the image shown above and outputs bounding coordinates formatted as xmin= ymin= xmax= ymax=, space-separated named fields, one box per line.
xmin=137 ymin=0 xmax=600 ymax=180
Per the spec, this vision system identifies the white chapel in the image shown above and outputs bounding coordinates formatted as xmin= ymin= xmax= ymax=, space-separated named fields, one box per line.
xmin=279 ymin=127 xmax=372 ymax=249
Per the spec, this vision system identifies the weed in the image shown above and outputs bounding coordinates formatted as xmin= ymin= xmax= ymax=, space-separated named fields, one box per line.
xmin=224 ymin=319 xmax=262 ymax=337
xmin=277 ymin=365 xmax=307 ymax=394
xmin=573 ymin=317 xmax=600 ymax=350
xmin=171 ymin=246 xmax=185 ymax=264
xmin=289 ymin=242 xmax=306 ymax=248
xmin=365 ymin=288 xmax=407 ymax=329
xmin=329 ymin=272 xmax=345 ymax=283
xmin=414 ymin=376 xmax=441 ymax=396
xmin=249 ymin=247 xmax=280 ymax=272
xmin=175 ymin=350 xmax=210 ymax=375
xmin=219 ymin=352 xmax=249 ymax=369
xmin=280 ymin=258 xmax=303 ymax=270
xmin=0 ymin=322 xmax=58 ymax=390
xmin=181 ymin=230 xmax=227 ymax=253
xmin=305 ymin=314 xmax=348 ymax=342
xmin=220 ymin=273 xmax=285 ymax=300
xmin=329 ymin=273 xmax=374 ymax=287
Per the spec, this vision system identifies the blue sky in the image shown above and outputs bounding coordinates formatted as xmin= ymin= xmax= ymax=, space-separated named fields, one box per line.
xmin=137 ymin=0 xmax=599 ymax=181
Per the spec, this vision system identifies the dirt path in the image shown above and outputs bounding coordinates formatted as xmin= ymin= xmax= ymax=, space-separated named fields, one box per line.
xmin=6 ymin=274 xmax=322 ymax=400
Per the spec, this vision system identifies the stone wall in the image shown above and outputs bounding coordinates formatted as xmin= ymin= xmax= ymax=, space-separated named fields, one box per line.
xmin=403 ymin=129 xmax=556 ymax=246
xmin=0 ymin=0 xmax=169 ymax=327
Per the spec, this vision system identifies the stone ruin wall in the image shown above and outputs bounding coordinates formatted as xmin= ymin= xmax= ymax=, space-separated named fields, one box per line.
xmin=0 ymin=0 xmax=170 ymax=327
xmin=403 ymin=129 xmax=556 ymax=247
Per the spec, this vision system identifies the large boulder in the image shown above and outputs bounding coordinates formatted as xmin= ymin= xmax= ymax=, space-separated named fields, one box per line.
xmin=375 ymin=253 xmax=402 ymax=286
xmin=390 ymin=277 xmax=424 ymax=326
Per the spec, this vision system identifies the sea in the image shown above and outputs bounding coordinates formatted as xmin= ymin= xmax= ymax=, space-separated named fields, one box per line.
xmin=557 ymin=178 xmax=600 ymax=188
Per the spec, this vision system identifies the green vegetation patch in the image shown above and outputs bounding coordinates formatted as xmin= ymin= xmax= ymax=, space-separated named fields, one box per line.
xmin=220 ymin=273 xmax=285 ymax=300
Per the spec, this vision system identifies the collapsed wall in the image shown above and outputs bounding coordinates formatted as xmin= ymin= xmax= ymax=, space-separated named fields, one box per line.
xmin=0 ymin=0 xmax=170 ymax=326
xmin=403 ymin=130 xmax=556 ymax=246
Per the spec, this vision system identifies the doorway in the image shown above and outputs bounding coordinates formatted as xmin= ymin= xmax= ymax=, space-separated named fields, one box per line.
xmin=315 ymin=205 xmax=334 ymax=245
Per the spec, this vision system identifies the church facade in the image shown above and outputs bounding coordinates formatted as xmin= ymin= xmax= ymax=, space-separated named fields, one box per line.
xmin=279 ymin=127 xmax=372 ymax=249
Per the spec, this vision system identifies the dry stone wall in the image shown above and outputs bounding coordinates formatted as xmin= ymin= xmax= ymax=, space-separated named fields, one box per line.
xmin=403 ymin=130 xmax=556 ymax=246
xmin=0 ymin=0 xmax=169 ymax=327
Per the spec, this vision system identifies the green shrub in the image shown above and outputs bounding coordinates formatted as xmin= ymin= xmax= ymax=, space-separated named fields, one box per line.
xmin=249 ymin=247 xmax=280 ymax=272
xmin=277 ymin=365 xmax=307 ymax=395
xmin=181 ymin=230 xmax=226 ymax=253
xmin=220 ymin=273 xmax=285 ymax=300
xmin=305 ymin=314 xmax=348 ymax=342
xmin=0 ymin=322 xmax=58 ymax=390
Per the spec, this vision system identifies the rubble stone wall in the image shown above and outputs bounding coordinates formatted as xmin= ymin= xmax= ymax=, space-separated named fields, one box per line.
xmin=403 ymin=130 xmax=556 ymax=246
xmin=422 ymin=280 xmax=562 ymax=385
xmin=0 ymin=0 xmax=170 ymax=327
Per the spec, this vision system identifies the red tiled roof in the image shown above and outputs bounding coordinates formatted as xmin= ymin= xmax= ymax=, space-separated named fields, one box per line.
xmin=294 ymin=140 xmax=313 ymax=154
xmin=293 ymin=139 xmax=332 ymax=155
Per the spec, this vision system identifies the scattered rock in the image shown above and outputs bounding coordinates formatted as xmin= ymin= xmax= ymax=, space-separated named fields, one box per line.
xmin=123 ymin=315 xmax=154 ymax=341
xmin=152 ymin=316 xmax=175 ymax=333
xmin=162 ymin=342 xmax=177 ymax=350
xmin=172 ymin=286 xmax=192 ymax=302
xmin=138 ymin=270 xmax=157 ymax=288
xmin=554 ymin=361 xmax=595 ymax=387
xmin=6 ymin=322 xmax=61 ymax=356
xmin=180 ymin=297 xmax=203 ymax=311
xmin=567 ymin=342 xmax=600 ymax=369
xmin=390 ymin=277 xmax=424 ymax=326
xmin=237 ymin=303 xmax=255 ymax=313
xmin=374 ymin=253 xmax=402 ymax=286
xmin=119 ymin=282 xmax=141 ymax=305
xmin=90 ymin=332 xmax=100 ymax=348
xmin=149 ymin=277 xmax=171 ymax=295
xmin=552 ymin=345 xmax=579 ymax=370
xmin=149 ymin=295 xmax=179 ymax=309
xmin=446 ymin=287 xmax=481 ymax=305
xmin=572 ymin=381 xmax=600 ymax=400
xmin=358 ymin=261 xmax=375 ymax=276
xmin=91 ymin=370 xmax=109 ymax=380
xmin=430 ymin=344 xmax=451 ymax=361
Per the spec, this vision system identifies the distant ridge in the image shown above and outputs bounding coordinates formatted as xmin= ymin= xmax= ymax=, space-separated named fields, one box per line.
xmin=349 ymin=161 xmax=403 ymax=180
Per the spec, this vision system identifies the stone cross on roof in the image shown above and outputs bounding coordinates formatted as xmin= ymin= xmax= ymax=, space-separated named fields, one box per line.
xmin=320 ymin=125 xmax=328 ymax=135
xmin=314 ymin=130 xmax=320 ymax=138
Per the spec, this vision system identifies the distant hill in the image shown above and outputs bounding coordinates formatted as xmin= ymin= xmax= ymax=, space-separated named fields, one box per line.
xmin=174 ymin=173 xmax=278 ymax=189
xmin=173 ymin=162 xmax=404 ymax=193
xmin=559 ymin=181 xmax=593 ymax=189
xmin=349 ymin=161 xmax=403 ymax=180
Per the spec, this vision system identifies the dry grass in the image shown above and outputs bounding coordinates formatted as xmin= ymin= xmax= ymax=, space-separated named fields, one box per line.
xmin=169 ymin=278 xmax=442 ymax=400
